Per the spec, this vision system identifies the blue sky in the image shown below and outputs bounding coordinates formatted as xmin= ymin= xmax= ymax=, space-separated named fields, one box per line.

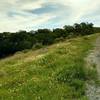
xmin=0 ymin=0 xmax=100 ymax=32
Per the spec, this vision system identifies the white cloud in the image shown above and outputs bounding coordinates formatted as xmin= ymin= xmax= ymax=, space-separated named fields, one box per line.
xmin=0 ymin=0 xmax=100 ymax=32
xmin=0 ymin=13 xmax=55 ymax=32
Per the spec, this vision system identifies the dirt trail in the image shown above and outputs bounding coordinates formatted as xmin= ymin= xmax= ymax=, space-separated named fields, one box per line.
xmin=86 ymin=36 xmax=100 ymax=100
xmin=95 ymin=37 xmax=100 ymax=77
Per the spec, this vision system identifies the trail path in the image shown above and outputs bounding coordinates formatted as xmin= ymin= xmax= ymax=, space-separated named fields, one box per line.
xmin=86 ymin=36 xmax=100 ymax=100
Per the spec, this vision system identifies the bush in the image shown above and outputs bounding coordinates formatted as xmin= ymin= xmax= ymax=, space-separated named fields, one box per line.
xmin=32 ymin=43 xmax=43 ymax=49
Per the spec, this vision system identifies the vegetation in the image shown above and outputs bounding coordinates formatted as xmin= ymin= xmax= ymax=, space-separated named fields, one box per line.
xmin=0 ymin=33 xmax=99 ymax=100
xmin=0 ymin=22 xmax=94 ymax=58
xmin=94 ymin=27 xmax=100 ymax=33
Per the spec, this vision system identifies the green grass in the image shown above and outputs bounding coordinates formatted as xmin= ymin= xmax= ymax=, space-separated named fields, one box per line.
xmin=0 ymin=33 xmax=99 ymax=100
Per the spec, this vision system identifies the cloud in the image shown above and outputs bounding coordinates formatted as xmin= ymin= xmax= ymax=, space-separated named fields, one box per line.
xmin=27 ymin=3 xmax=70 ymax=14
xmin=0 ymin=0 xmax=100 ymax=32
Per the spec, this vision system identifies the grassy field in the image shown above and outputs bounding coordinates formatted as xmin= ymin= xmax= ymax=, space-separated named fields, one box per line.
xmin=0 ymin=33 xmax=99 ymax=100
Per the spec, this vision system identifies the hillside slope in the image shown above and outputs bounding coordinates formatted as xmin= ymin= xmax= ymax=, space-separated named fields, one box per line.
xmin=0 ymin=33 xmax=99 ymax=100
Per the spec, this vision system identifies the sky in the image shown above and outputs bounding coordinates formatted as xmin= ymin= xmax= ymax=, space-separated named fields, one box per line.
xmin=0 ymin=0 xmax=100 ymax=32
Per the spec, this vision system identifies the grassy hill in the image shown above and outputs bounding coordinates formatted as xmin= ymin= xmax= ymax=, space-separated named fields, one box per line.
xmin=0 ymin=33 xmax=99 ymax=100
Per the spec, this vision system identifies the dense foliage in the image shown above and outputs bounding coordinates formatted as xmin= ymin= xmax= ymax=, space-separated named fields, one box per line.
xmin=0 ymin=22 xmax=94 ymax=58
xmin=94 ymin=27 xmax=100 ymax=33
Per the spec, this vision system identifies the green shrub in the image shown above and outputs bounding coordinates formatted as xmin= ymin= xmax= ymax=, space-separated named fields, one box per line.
xmin=32 ymin=43 xmax=43 ymax=49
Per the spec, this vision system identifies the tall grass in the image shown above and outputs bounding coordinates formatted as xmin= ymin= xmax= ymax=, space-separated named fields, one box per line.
xmin=0 ymin=33 xmax=99 ymax=100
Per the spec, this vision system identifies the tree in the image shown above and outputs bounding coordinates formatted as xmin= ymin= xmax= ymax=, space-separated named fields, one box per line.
xmin=74 ymin=23 xmax=81 ymax=35
xmin=0 ymin=22 xmax=94 ymax=58
xmin=35 ymin=29 xmax=54 ymax=45
xmin=63 ymin=25 xmax=74 ymax=37
xmin=53 ymin=28 xmax=66 ymax=38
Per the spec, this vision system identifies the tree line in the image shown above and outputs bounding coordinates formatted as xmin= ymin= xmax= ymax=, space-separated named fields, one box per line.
xmin=0 ymin=22 xmax=94 ymax=58
xmin=94 ymin=27 xmax=100 ymax=33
